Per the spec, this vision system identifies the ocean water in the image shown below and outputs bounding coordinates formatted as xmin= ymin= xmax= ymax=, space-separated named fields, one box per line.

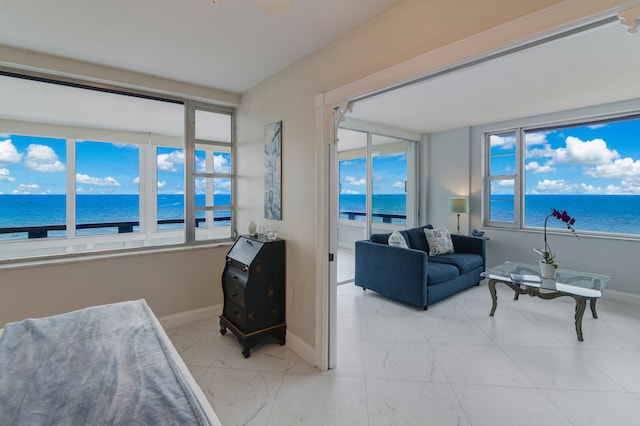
xmin=0 ymin=194 xmax=231 ymax=239
xmin=1 ymin=193 xmax=639 ymax=239
xmin=340 ymin=194 xmax=407 ymax=224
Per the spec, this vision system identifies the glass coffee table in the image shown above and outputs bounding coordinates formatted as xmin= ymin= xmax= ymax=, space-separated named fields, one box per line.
xmin=481 ymin=261 xmax=610 ymax=341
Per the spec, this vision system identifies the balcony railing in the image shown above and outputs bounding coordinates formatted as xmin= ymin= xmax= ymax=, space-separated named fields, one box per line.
xmin=0 ymin=217 xmax=231 ymax=239
xmin=340 ymin=211 xmax=406 ymax=224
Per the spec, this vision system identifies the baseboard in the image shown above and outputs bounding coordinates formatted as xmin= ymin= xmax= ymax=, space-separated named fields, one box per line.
xmin=285 ymin=330 xmax=321 ymax=369
xmin=158 ymin=304 xmax=221 ymax=330
xmin=602 ymin=289 xmax=640 ymax=307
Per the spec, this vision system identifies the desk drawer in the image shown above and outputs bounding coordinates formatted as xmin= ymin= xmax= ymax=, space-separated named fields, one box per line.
xmin=223 ymin=303 xmax=247 ymax=331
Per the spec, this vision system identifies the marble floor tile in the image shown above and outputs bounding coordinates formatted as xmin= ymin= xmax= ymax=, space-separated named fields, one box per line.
xmin=501 ymin=346 xmax=625 ymax=392
xmin=473 ymin=318 xmax=566 ymax=347
xmin=212 ymin=339 xmax=292 ymax=372
xmin=417 ymin=316 xmax=493 ymax=345
xmin=578 ymin=349 xmax=640 ymax=392
xmin=267 ymin=374 xmax=368 ymax=426
xmin=366 ymin=379 xmax=470 ymax=426
xmin=197 ymin=367 xmax=284 ymax=426
xmin=166 ymin=282 xmax=640 ymax=426
xmin=336 ymin=312 xmax=362 ymax=339
xmin=432 ymin=343 xmax=534 ymax=387
xmin=453 ymin=384 xmax=572 ymax=426
xmin=362 ymin=339 xmax=447 ymax=382
xmin=359 ymin=314 xmax=425 ymax=341
xmin=542 ymin=389 xmax=640 ymax=426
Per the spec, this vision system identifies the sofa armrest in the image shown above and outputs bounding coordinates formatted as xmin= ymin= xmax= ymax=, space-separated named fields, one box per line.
xmin=451 ymin=234 xmax=486 ymax=264
xmin=354 ymin=240 xmax=429 ymax=307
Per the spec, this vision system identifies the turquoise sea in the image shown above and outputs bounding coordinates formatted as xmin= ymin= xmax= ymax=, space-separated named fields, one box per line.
xmin=0 ymin=194 xmax=231 ymax=239
xmin=1 ymin=193 xmax=639 ymax=239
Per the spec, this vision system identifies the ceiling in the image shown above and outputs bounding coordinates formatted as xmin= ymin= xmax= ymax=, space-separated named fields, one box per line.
xmin=0 ymin=0 xmax=400 ymax=94
xmin=347 ymin=20 xmax=640 ymax=134
xmin=1 ymin=3 xmax=639 ymax=138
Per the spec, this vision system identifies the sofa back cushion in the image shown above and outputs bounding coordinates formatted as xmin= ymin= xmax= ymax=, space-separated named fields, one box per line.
xmin=370 ymin=233 xmax=391 ymax=244
xmin=403 ymin=225 xmax=433 ymax=252
xmin=369 ymin=225 xmax=433 ymax=250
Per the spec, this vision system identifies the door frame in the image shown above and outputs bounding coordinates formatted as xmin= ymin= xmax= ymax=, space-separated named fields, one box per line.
xmin=314 ymin=0 xmax=632 ymax=370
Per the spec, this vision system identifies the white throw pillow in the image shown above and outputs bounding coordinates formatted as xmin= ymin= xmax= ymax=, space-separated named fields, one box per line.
xmin=424 ymin=227 xmax=454 ymax=256
xmin=388 ymin=230 xmax=409 ymax=248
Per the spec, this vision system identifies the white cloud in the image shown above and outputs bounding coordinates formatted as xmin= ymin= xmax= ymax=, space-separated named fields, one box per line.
xmin=24 ymin=144 xmax=65 ymax=172
xmin=524 ymin=132 xmax=548 ymax=146
xmin=157 ymin=180 xmax=167 ymax=189
xmin=0 ymin=168 xmax=15 ymax=182
xmin=157 ymin=150 xmax=185 ymax=172
xmin=213 ymin=154 xmax=230 ymax=173
xmin=132 ymin=176 xmax=140 ymax=184
xmin=533 ymin=179 xmax=575 ymax=193
xmin=214 ymin=179 xmax=231 ymax=194
xmin=584 ymin=157 xmax=640 ymax=180
xmin=76 ymin=173 xmax=121 ymax=187
xmin=525 ymin=161 xmax=555 ymax=173
xmin=0 ymin=139 xmax=22 ymax=165
xmin=553 ymin=136 xmax=619 ymax=165
xmin=14 ymin=183 xmax=40 ymax=194
xmin=489 ymin=134 xmax=515 ymax=149
xmin=345 ymin=176 xmax=366 ymax=186
xmin=392 ymin=181 xmax=405 ymax=189
xmin=340 ymin=189 xmax=360 ymax=194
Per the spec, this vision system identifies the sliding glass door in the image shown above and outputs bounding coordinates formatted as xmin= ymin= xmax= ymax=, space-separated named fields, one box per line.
xmin=336 ymin=126 xmax=417 ymax=284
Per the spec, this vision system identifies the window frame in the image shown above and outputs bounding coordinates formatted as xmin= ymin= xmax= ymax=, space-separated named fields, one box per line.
xmin=483 ymin=108 xmax=640 ymax=238
xmin=0 ymin=72 xmax=236 ymax=263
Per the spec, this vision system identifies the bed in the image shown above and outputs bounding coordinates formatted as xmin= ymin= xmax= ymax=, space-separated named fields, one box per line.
xmin=0 ymin=299 xmax=221 ymax=425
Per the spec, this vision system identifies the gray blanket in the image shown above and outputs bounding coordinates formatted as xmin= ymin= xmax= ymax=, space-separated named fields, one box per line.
xmin=0 ymin=300 xmax=212 ymax=425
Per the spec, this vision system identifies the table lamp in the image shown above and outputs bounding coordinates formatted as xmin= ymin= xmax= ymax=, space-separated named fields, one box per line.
xmin=448 ymin=197 xmax=469 ymax=234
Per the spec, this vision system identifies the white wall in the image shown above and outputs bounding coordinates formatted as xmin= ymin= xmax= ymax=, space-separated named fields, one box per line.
xmin=428 ymin=127 xmax=472 ymax=234
xmin=0 ymin=246 xmax=227 ymax=326
xmin=235 ymin=0 xmax=577 ymax=358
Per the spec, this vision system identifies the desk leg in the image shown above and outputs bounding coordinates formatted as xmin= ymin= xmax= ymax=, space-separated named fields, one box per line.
xmin=590 ymin=299 xmax=598 ymax=319
xmin=574 ymin=297 xmax=587 ymax=342
xmin=489 ymin=279 xmax=498 ymax=316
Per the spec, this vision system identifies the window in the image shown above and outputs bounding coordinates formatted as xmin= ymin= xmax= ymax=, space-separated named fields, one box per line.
xmin=337 ymin=128 xmax=413 ymax=226
xmin=0 ymin=73 xmax=234 ymax=261
xmin=485 ymin=113 xmax=640 ymax=236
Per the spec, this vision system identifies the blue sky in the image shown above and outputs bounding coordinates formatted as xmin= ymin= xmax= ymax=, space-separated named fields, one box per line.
xmin=491 ymin=118 xmax=640 ymax=195
xmin=0 ymin=135 xmax=231 ymax=195
xmin=340 ymin=152 xmax=407 ymax=195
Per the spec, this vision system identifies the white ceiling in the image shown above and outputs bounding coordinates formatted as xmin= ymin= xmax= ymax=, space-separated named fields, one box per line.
xmin=1 ymin=3 xmax=638 ymax=137
xmin=0 ymin=0 xmax=400 ymax=94
xmin=348 ymin=21 xmax=640 ymax=134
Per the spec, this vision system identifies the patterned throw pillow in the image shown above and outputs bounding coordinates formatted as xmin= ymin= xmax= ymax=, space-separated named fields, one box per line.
xmin=388 ymin=230 xmax=409 ymax=248
xmin=424 ymin=227 xmax=454 ymax=256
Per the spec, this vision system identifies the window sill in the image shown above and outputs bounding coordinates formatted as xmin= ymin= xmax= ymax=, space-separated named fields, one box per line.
xmin=0 ymin=240 xmax=234 ymax=272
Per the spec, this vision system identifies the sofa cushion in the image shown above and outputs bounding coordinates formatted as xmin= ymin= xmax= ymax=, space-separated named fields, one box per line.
xmin=388 ymin=230 xmax=409 ymax=248
xmin=370 ymin=233 xmax=391 ymax=244
xmin=424 ymin=227 xmax=454 ymax=256
xmin=429 ymin=253 xmax=484 ymax=274
xmin=426 ymin=262 xmax=459 ymax=286
xmin=403 ymin=225 xmax=433 ymax=251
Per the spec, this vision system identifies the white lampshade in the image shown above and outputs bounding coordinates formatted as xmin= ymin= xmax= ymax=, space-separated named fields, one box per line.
xmin=448 ymin=197 xmax=469 ymax=214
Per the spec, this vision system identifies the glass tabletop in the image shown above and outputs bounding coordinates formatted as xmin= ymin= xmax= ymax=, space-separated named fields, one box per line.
xmin=481 ymin=261 xmax=610 ymax=298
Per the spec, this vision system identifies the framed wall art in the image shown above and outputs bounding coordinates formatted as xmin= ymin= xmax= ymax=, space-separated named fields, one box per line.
xmin=264 ymin=121 xmax=282 ymax=220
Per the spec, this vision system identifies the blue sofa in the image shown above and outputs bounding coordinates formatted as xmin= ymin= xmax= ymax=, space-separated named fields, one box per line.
xmin=354 ymin=225 xmax=486 ymax=309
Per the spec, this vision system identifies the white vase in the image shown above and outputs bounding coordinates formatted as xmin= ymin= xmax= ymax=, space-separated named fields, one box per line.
xmin=539 ymin=261 xmax=556 ymax=279
xmin=248 ymin=221 xmax=256 ymax=235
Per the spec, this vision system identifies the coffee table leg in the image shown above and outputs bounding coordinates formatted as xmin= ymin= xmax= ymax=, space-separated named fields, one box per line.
xmin=590 ymin=298 xmax=598 ymax=319
xmin=489 ymin=279 xmax=498 ymax=316
xmin=574 ymin=297 xmax=587 ymax=341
